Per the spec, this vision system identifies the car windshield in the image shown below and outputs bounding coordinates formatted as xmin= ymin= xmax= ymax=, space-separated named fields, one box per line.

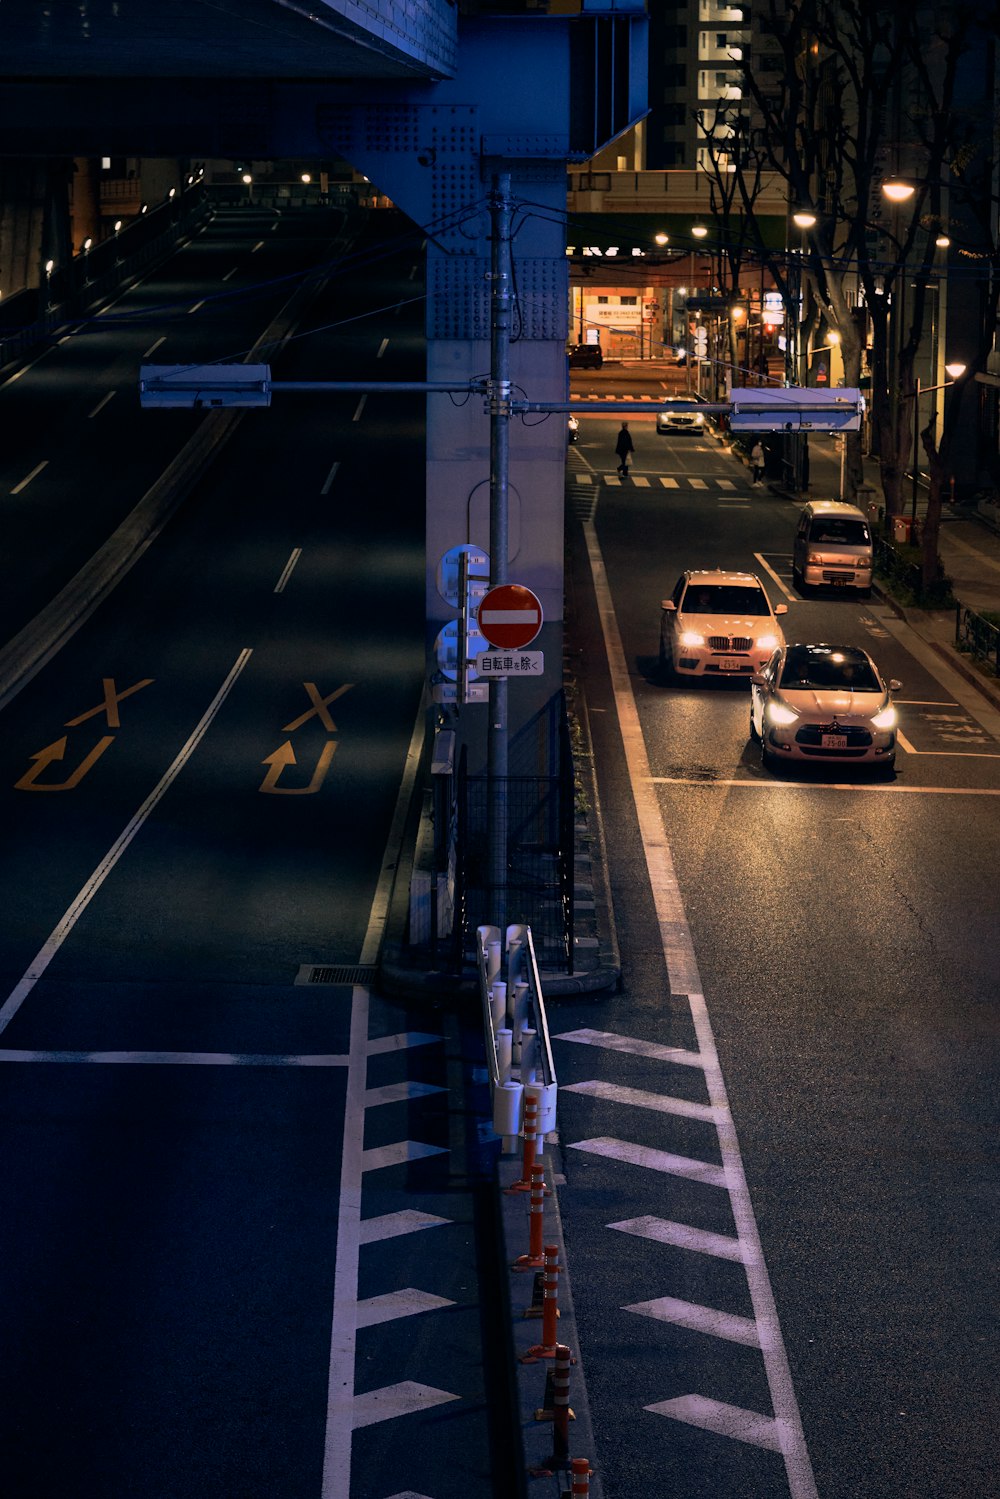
xmin=683 ymin=584 xmax=769 ymax=615
xmin=778 ymin=647 xmax=880 ymax=691
xmin=810 ymin=518 xmax=870 ymax=545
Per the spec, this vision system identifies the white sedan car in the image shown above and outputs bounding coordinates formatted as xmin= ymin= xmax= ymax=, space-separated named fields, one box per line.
xmin=750 ymin=642 xmax=900 ymax=773
xmin=655 ymin=394 xmax=707 ymax=435
xmin=660 ymin=569 xmax=788 ymax=681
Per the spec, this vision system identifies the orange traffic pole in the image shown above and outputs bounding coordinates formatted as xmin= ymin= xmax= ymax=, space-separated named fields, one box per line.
xmin=571 ymin=1457 xmax=591 ymax=1496
xmin=523 ymin=1242 xmax=561 ymax=1356
xmin=506 ymin=1088 xmax=538 ymax=1192
xmin=551 ymin=1343 xmax=572 ymax=1464
xmin=512 ymin=1162 xmax=546 ymax=1270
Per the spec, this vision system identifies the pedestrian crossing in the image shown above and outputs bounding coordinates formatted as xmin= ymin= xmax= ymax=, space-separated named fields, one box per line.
xmin=566 ymin=470 xmax=747 ymax=520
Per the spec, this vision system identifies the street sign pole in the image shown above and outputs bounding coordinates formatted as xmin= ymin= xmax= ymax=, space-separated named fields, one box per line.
xmin=488 ymin=171 xmax=513 ymax=935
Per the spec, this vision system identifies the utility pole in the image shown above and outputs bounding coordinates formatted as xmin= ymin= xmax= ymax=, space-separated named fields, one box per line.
xmin=487 ymin=172 xmax=513 ymax=934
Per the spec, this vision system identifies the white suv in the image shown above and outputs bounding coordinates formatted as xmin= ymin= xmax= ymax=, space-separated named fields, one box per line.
xmin=660 ymin=569 xmax=788 ymax=681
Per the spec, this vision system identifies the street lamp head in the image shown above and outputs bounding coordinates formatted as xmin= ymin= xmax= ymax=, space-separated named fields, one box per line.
xmin=301 ymin=173 xmax=312 ymax=184
xmin=44 ymin=259 xmax=54 ymax=274
xmin=882 ymin=179 xmax=915 ymax=202
xmin=935 ymin=234 xmax=951 ymax=248
xmin=242 ymin=173 xmax=253 ymax=185
xmin=945 ymin=362 xmax=966 ymax=379
xmin=114 ymin=219 xmax=122 ymax=233
xmin=691 ymin=223 xmax=708 ymax=239
xmin=792 ymin=210 xmax=816 ymax=229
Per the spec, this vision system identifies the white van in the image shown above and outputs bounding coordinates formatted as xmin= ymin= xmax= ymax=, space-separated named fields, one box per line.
xmin=792 ymin=500 xmax=873 ymax=596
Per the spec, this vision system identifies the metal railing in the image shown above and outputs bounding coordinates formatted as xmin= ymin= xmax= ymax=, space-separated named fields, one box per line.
xmin=955 ymin=602 xmax=1000 ymax=674
xmin=456 ymin=713 xmax=575 ymax=973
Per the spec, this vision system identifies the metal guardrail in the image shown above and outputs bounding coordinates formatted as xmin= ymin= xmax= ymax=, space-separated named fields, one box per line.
xmin=476 ymin=923 xmax=557 ymax=1145
xmin=955 ymin=602 xmax=1000 ymax=674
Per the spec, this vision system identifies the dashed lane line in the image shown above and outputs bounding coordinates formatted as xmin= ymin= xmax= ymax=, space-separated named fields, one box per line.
xmin=626 ymin=1296 xmax=761 ymax=1348
xmin=358 ymin=1212 xmax=451 ymax=1245
xmin=562 ymin=1078 xmax=717 ymax=1123
xmin=646 ymin=775 xmax=1000 ymax=788
xmin=354 ymin=1290 xmax=455 ymax=1329
xmin=568 ymin=1137 xmax=728 ymax=1189
xmin=646 ymin=1394 xmax=784 ymax=1453
xmin=608 ymin=1215 xmax=745 ymax=1263
xmin=553 ymin=1027 xmax=705 ymax=1069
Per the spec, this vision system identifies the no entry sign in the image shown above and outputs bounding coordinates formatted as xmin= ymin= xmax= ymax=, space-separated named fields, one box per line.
xmin=477 ymin=583 xmax=543 ymax=650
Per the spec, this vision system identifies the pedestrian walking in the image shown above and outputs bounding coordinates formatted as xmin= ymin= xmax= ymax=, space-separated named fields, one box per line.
xmin=615 ymin=422 xmax=635 ymax=478
xmin=750 ymin=440 xmax=765 ymax=486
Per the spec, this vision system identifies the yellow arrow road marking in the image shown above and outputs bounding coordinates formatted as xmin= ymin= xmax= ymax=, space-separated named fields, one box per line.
xmin=15 ymin=736 xmax=115 ymax=791
xmin=65 ymin=677 xmax=154 ymax=729
xmin=283 ymin=682 xmax=354 ymax=734
xmin=260 ymin=739 xmax=337 ymax=795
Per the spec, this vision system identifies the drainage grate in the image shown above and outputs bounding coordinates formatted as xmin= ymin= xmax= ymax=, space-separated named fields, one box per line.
xmin=296 ymin=964 xmax=377 ymax=987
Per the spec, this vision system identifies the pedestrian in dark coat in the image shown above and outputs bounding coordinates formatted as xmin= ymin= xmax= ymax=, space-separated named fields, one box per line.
xmin=615 ymin=422 xmax=635 ymax=477
xmin=750 ymin=440 xmax=765 ymax=485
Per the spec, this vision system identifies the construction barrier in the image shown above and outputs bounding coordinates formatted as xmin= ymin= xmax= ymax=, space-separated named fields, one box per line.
xmin=512 ymin=1162 xmax=547 ymax=1270
xmin=571 ymin=1457 xmax=592 ymax=1496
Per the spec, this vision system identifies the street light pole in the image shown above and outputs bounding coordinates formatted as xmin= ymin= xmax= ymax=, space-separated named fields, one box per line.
xmin=487 ymin=171 xmax=513 ymax=935
xmin=910 ymin=365 xmax=966 ymax=521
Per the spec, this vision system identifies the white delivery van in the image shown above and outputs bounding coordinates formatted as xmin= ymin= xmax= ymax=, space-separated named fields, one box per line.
xmin=792 ymin=499 xmax=873 ymax=596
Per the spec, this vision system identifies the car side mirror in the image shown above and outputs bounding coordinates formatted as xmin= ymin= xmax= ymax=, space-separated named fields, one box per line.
xmin=888 ymin=679 xmax=901 ymax=692
xmin=661 ymin=599 xmax=677 ymax=612
xmin=774 ymin=603 xmax=788 ymax=615
xmin=750 ymin=672 xmax=767 ymax=686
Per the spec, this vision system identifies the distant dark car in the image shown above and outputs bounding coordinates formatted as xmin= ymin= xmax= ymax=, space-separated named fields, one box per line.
xmin=568 ymin=342 xmax=603 ymax=369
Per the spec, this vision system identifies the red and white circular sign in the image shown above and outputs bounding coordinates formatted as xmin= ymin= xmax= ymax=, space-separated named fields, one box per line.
xmin=477 ymin=583 xmax=543 ymax=650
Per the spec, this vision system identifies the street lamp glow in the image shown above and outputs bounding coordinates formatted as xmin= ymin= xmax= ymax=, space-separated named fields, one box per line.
xmin=792 ymin=210 xmax=816 ymax=229
xmin=945 ymin=362 xmax=966 ymax=379
xmin=44 ymin=259 xmax=54 ymax=274
xmin=114 ymin=219 xmax=122 ymax=233
xmin=935 ymin=234 xmax=951 ymax=248
xmin=882 ymin=179 xmax=914 ymax=202
xmin=241 ymin=173 xmax=253 ymax=185
xmin=654 ymin=232 xmax=669 ymax=245
xmin=83 ymin=238 xmax=92 ymax=252
xmin=691 ymin=223 xmax=708 ymax=239
xmin=301 ymin=173 xmax=312 ymax=184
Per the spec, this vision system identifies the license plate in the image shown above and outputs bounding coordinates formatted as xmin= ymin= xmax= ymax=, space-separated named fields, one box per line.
xmin=720 ymin=658 xmax=741 ymax=672
xmin=821 ymin=733 xmax=848 ymax=749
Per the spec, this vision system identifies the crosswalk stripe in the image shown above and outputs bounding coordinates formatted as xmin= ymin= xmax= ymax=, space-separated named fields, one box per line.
xmin=352 ymin=1382 xmax=459 ymax=1430
xmin=625 ymin=1296 xmax=761 ymax=1347
xmin=645 ymin=1394 xmax=781 ymax=1452
xmin=364 ymin=1081 xmax=445 ymax=1108
xmin=569 ymin=1136 xmax=727 ymax=1187
xmin=660 ymin=477 xmax=679 ymax=488
xmin=562 ymin=1079 xmax=717 ymax=1122
xmin=553 ymin=1028 xmax=705 ymax=1069
xmin=358 ymin=1211 xmax=452 ymax=1244
xmin=354 ymin=1289 xmax=455 ymax=1328
xmin=690 ymin=478 xmax=708 ymax=489
xmin=607 ymin=1214 xmax=744 ymax=1262
xmin=633 ymin=476 xmax=651 ymax=487
xmin=361 ymin=1140 xmax=448 ymax=1172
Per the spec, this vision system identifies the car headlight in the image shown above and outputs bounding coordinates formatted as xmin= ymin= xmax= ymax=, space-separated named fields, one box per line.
xmin=679 ymin=630 xmax=705 ymax=647
xmin=766 ymin=700 xmax=799 ymax=727
xmin=871 ymin=704 xmax=897 ymax=730
xmin=756 ymin=633 xmax=781 ymax=652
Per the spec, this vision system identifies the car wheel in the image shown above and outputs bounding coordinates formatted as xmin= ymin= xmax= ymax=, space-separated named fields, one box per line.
xmin=877 ymin=757 xmax=896 ymax=780
xmin=792 ymin=565 xmax=802 ymax=590
xmin=760 ymin=739 xmax=777 ymax=773
xmin=658 ymin=642 xmax=676 ymax=683
xmin=859 ymin=586 xmax=872 ymax=600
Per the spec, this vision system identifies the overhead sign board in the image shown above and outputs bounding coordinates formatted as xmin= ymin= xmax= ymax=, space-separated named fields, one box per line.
xmin=478 ymin=584 xmax=543 ymax=650
xmin=139 ymin=364 xmax=271 ymax=408
xmin=729 ymin=387 xmax=865 ymax=432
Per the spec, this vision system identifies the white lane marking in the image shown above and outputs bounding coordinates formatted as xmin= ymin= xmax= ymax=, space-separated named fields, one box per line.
xmin=274 ymin=547 xmax=302 ymax=593
xmin=569 ymin=1137 xmax=727 ymax=1189
xmin=142 ymin=336 xmax=166 ymax=358
xmin=718 ymin=480 xmax=737 ymax=490
xmin=361 ymin=1140 xmax=448 ymax=1173
xmin=222 ymin=266 xmax=239 ymax=281
xmin=321 ymin=458 xmax=341 ymax=495
xmin=754 ymin=550 xmax=796 ymax=601
xmin=660 ymin=477 xmax=679 ymax=488
xmin=0 ymin=649 xmax=253 ymax=1036
xmin=352 ymin=1382 xmax=458 ymax=1431
xmin=625 ymin=1296 xmax=761 ymax=1348
xmin=895 ymin=699 xmax=960 ymax=706
xmin=689 ymin=478 xmax=708 ymax=490
xmin=251 ymin=240 xmax=265 ymax=253
xmin=11 ymin=459 xmax=48 ymax=494
xmin=574 ymin=474 xmax=594 ymax=485
xmin=584 ymin=517 xmax=818 ymax=1497
xmin=187 ymin=299 xmax=206 ymax=314
xmin=354 ymin=1290 xmax=454 ymax=1329
xmin=377 ymin=338 xmax=389 ymax=359
xmin=358 ymin=1211 xmax=451 ymax=1245
xmin=363 ymin=1080 xmax=445 ymax=1108
xmin=352 ymin=395 xmax=367 ymax=422
xmin=0 ymin=1049 xmax=348 ymax=1066
xmin=647 ymin=774 xmax=1000 ymax=788
xmin=608 ymin=1215 xmax=744 ymax=1263
xmin=322 ymin=693 xmax=427 ymax=1499
xmin=878 ymin=610 xmax=1000 ymax=738
xmin=562 ymin=1079 xmax=717 ymax=1123
xmin=554 ymin=1027 xmax=705 ymax=1069
xmin=646 ymin=1394 xmax=782 ymax=1452
xmin=633 ymin=476 xmax=651 ymax=488
xmin=367 ymin=1031 xmax=442 ymax=1055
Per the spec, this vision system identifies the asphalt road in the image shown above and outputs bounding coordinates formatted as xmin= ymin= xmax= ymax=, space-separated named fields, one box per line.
xmin=556 ymin=407 xmax=999 ymax=1498
xmin=0 ymin=209 xmax=511 ymax=1498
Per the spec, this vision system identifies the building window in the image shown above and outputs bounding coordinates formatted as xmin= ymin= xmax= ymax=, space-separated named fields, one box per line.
xmin=660 ymin=141 xmax=687 ymax=166
xmin=663 ymin=63 xmax=687 ymax=87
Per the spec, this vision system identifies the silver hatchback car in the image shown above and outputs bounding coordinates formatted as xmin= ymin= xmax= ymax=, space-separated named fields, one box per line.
xmin=750 ymin=642 xmax=900 ymax=773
